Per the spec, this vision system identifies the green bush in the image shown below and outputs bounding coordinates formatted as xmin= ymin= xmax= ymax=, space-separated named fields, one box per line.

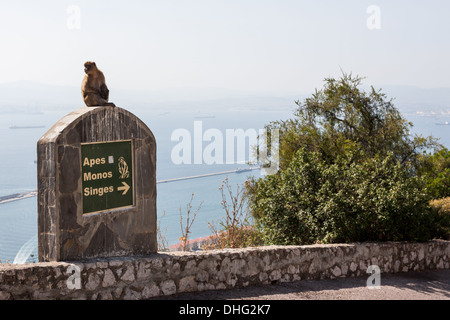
xmin=418 ymin=148 xmax=450 ymax=199
xmin=249 ymin=149 xmax=434 ymax=245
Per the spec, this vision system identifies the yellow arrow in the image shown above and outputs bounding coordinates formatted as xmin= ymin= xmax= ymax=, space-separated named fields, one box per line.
xmin=117 ymin=182 xmax=130 ymax=195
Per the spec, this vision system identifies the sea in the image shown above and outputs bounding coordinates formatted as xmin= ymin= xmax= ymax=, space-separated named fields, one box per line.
xmin=0 ymin=105 xmax=449 ymax=263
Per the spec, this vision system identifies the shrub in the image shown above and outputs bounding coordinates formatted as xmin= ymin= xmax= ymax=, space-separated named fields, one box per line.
xmin=249 ymin=149 xmax=435 ymax=245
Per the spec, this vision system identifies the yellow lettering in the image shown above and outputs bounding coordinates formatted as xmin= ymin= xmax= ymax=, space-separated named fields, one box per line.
xmin=83 ymin=185 xmax=114 ymax=197
xmin=83 ymin=171 xmax=112 ymax=181
xmin=83 ymin=157 xmax=108 ymax=168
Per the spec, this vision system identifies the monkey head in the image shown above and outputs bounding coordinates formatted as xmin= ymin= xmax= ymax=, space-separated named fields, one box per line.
xmin=84 ymin=61 xmax=97 ymax=75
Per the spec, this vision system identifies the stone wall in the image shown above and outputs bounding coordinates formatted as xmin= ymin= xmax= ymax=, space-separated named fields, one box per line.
xmin=0 ymin=241 xmax=449 ymax=300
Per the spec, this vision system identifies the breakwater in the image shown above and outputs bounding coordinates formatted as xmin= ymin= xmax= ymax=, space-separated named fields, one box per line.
xmin=156 ymin=167 xmax=258 ymax=184
xmin=0 ymin=191 xmax=38 ymax=205
xmin=0 ymin=168 xmax=258 ymax=205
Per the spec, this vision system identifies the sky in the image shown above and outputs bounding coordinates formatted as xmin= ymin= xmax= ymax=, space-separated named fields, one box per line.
xmin=0 ymin=0 xmax=449 ymax=94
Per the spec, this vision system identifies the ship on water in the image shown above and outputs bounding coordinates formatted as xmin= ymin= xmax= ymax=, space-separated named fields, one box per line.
xmin=194 ymin=115 xmax=216 ymax=119
xmin=9 ymin=125 xmax=45 ymax=129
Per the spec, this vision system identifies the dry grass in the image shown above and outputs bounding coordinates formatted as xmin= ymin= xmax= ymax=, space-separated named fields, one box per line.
xmin=430 ymin=197 xmax=450 ymax=213
xmin=178 ymin=193 xmax=203 ymax=252
xmin=202 ymin=178 xmax=263 ymax=250
xmin=430 ymin=197 xmax=450 ymax=240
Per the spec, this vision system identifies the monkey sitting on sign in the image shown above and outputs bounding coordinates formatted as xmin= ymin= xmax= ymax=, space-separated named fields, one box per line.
xmin=81 ymin=61 xmax=116 ymax=107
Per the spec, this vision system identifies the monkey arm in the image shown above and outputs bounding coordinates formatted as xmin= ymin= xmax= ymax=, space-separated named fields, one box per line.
xmin=100 ymin=84 xmax=109 ymax=101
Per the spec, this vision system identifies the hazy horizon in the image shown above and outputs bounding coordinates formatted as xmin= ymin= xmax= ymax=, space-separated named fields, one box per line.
xmin=1 ymin=1 xmax=450 ymax=96
xmin=1 ymin=80 xmax=449 ymax=116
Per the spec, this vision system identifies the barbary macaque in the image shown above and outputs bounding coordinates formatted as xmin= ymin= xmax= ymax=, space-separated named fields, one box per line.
xmin=81 ymin=61 xmax=116 ymax=107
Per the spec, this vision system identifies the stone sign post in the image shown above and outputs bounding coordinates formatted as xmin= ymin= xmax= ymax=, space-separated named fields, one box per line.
xmin=37 ymin=106 xmax=157 ymax=262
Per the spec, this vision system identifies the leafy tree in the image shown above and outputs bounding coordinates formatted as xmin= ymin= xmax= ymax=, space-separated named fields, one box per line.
xmin=248 ymin=72 xmax=445 ymax=244
xmin=264 ymin=73 xmax=438 ymax=170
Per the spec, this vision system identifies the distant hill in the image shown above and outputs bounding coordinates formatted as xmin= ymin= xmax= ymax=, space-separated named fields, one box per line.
xmin=0 ymin=81 xmax=80 ymax=112
xmin=380 ymin=85 xmax=450 ymax=115
xmin=0 ymin=81 xmax=448 ymax=115
xmin=0 ymin=81 xmax=303 ymax=114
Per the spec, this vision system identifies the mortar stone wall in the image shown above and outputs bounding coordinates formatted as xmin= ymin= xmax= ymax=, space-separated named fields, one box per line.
xmin=0 ymin=241 xmax=449 ymax=300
